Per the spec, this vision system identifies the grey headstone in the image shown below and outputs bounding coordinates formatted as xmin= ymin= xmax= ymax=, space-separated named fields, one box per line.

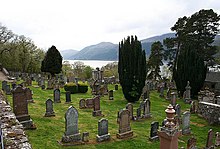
xmin=182 ymin=111 xmax=191 ymax=135
xmin=54 ymin=89 xmax=61 ymax=103
xmin=65 ymin=106 xmax=79 ymax=136
xmin=79 ymin=99 xmax=86 ymax=109
xmin=45 ymin=99 xmax=55 ymax=117
xmin=126 ymin=103 xmax=133 ymax=120
xmin=206 ymin=129 xmax=214 ymax=148
xmin=5 ymin=84 xmax=11 ymax=95
xmin=96 ymin=118 xmax=110 ymax=142
xmin=175 ymin=104 xmax=181 ymax=118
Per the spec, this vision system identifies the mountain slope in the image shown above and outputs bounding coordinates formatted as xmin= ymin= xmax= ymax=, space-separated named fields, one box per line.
xmin=69 ymin=42 xmax=118 ymax=60
xmin=60 ymin=49 xmax=78 ymax=59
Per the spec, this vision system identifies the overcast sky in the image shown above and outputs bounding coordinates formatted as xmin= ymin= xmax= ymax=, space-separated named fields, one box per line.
xmin=0 ymin=0 xmax=220 ymax=51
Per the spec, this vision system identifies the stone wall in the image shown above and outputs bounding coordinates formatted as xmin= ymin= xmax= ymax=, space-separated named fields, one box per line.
xmin=197 ymin=101 xmax=220 ymax=125
xmin=0 ymin=91 xmax=32 ymax=149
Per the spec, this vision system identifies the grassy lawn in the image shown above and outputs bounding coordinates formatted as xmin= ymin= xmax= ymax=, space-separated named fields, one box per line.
xmin=3 ymin=81 xmax=220 ymax=149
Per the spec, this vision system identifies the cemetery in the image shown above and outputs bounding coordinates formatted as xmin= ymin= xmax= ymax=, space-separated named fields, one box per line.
xmin=0 ymin=78 xmax=220 ymax=149
xmin=0 ymin=7 xmax=220 ymax=149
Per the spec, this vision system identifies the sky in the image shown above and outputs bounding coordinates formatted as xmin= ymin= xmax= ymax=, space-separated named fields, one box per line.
xmin=0 ymin=0 xmax=220 ymax=51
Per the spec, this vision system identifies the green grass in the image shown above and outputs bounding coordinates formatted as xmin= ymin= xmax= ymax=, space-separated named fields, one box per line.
xmin=2 ymin=81 xmax=220 ymax=149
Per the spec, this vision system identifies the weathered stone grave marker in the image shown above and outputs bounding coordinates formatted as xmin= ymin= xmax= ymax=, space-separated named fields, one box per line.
xmin=96 ymin=118 xmax=110 ymax=142
xmin=54 ymin=89 xmax=61 ymax=103
xmin=182 ymin=111 xmax=191 ymax=135
xmin=93 ymin=96 xmax=102 ymax=116
xmin=65 ymin=91 xmax=71 ymax=103
xmin=44 ymin=99 xmax=55 ymax=117
xmin=149 ymin=121 xmax=159 ymax=141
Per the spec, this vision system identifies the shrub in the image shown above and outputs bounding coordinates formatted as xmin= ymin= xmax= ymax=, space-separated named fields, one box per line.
xmin=64 ymin=82 xmax=78 ymax=94
xmin=78 ymin=83 xmax=88 ymax=93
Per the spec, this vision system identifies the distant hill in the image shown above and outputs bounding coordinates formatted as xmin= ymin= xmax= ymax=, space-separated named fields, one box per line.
xmin=62 ymin=33 xmax=220 ymax=61
xmin=69 ymin=42 xmax=118 ymax=60
xmin=60 ymin=49 xmax=78 ymax=59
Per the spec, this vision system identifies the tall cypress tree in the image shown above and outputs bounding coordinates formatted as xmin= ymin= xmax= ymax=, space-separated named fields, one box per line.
xmin=118 ymin=36 xmax=146 ymax=102
xmin=174 ymin=43 xmax=207 ymax=96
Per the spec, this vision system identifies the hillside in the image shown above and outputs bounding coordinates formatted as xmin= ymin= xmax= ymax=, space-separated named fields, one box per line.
xmin=62 ymin=33 xmax=220 ymax=61
xmin=69 ymin=42 xmax=118 ymax=60
xmin=60 ymin=49 xmax=78 ymax=59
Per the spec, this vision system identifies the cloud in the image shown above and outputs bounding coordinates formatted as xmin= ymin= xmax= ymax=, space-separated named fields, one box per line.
xmin=0 ymin=0 xmax=219 ymax=50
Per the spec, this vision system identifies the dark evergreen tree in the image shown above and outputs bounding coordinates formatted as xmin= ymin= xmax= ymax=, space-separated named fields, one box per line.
xmin=174 ymin=43 xmax=207 ymax=96
xmin=147 ymin=41 xmax=164 ymax=80
xmin=118 ymin=36 xmax=146 ymax=102
xmin=163 ymin=9 xmax=219 ymax=96
xmin=41 ymin=45 xmax=63 ymax=76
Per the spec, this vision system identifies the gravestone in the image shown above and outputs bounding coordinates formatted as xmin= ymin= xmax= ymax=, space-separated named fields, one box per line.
xmin=5 ymin=84 xmax=11 ymax=95
xmin=149 ymin=121 xmax=159 ymax=141
xmin=85 ymin=98 xmax=94 ymax=108
xmin=25 ymin=88 xmax=34 ymax=103
xmin=61 ymin=106 xmax=82 ymax=144
xmin=184 ymin=81 xmax=191 ymax=103
xmin=171 ymin=92 xmax=177 ymax=107
xmin=11 ymin=82 xmax=17 ymax=90
xmin=215 ymin=132 xmax=220 ymax=147
xmin=79 ymin=99 xmax=86 ymax=109
xmin=96 ymin=118 xmax=110 ymax=142
xmin=166 ymin=88 xmax=171 ymax=100
xmin=12 ymin=86 xmax=35 ymax=129
xmin=41 ymin=84 xmax=45 ymax=90
xmin=47 ymin=79 xmax=53 ymax=89
xmin=109 ymin=90 xmax=114 ymax=100
xmin=175 ymin=104 xmax=181 ymax=118
xmin=44 ymin=99 xmax=55 ymax=117
xmin=136 ymin=107 xmax=142 ymax=120
xmin=54 ymin=89 xmax=61 ymax=103
xmin=126 ymin=103 xmax=133 ymax=120
xmin=182 ymin=111 xmax=191 ymax=135
xmin=187 ymin=137 xmax=197 ymax=149
xmin=0 ymin=122 xmax=3 ymax=149
xmin=115 ymin=84 xmax=118 ymax=90
xmin=159 ymin=86 xmax=164 ymax=97
xmin=2 ymin=80 xmax=7 ymax=91
xmin=143 ymin=99 xmax=151 ymax=118
xmin=206 ymin=129 xmax=214 ymax=149
xmin=65 ymin=91 xmax=71 ymax=103
xmin=116 ymin=109 xmax=133 ymax=139
xmin=190 ymin=101 xmax=196 ymax=114
xmin=93 ymin=96 xmax=102 ymax=116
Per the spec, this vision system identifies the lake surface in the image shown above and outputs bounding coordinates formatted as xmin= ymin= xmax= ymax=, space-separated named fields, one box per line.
xmin=64 ymin=60 xmax=117 ymax=68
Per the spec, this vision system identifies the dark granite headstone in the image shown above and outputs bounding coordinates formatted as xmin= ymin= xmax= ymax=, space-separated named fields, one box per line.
xmin=2 ymin=80 xmax=7 ymax=91
xmin=109 ymin=90 xmax=114 ymax=100
xmin=149 ymin=121 xmax=159 ymax=141
xmin=5 ymin=84 xmax=11 ymax=95
xmin=96 ymin=118 xmax=110 ymax=142
xmin=65 ymin=91 xmax=71 ymax=103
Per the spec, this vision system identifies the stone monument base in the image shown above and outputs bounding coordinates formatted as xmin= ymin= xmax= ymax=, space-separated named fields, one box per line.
xmin=96 ymin=133 xmax=110 ymax=142
xmin=143 ymin=114 xmax=152 ymax=119
xmin=116 ymin=131 xmax=133 ymax=139
xmin=93 ymin=110 xmax=102 ymax=116
xmin=61 ymin=133 xmax=81 ymax=143
xmin=20 ymin=119 xmax=36 ymax=130
xmin=182 ymin=128 xmax=191 ymax=135
xmin=184 ymin=98 xmax=191 ymax=104
xmin=44 ymin=112 xmax=55 ymax=117
xmin=149 ymin=136 xmax=159 ymax=141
